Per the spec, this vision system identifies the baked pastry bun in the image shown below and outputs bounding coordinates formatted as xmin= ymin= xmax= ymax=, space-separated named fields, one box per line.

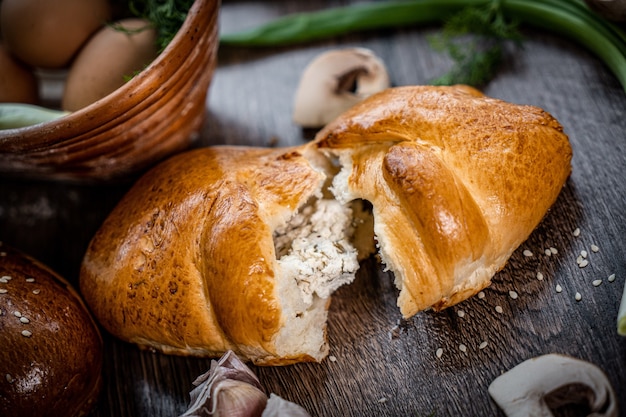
xmin=311 ymin=85 xmax=572 ymax=317
xmin=80 ymin=85 xmax=571 ymax=364
xmin=0 ymin=243 xmax=103 ymax=417
xmin=80 ymin=146 xmax=373 ymax=365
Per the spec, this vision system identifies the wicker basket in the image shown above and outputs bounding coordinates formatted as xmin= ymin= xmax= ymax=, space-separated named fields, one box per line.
xmin=0 ymin=0 xmax=220 ymax=181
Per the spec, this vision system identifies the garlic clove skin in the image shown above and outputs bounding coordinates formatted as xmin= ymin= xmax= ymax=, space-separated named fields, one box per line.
xmin=292 ymin=47 xmax=390 ymax=128
xmin=261 ymin=393 xmax=311 ymax=417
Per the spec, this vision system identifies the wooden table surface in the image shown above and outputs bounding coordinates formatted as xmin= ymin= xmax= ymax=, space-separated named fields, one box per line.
xmin=1 ymin=1 xmax=625 ymax=416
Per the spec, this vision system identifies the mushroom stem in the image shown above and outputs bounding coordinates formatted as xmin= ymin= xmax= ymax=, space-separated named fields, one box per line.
xmin=488 ymin=354 xmax=618 ymax=417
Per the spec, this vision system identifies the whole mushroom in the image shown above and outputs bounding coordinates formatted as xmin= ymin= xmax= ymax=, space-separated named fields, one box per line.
xmin=292 ymin=47 xmax=390 ymax=128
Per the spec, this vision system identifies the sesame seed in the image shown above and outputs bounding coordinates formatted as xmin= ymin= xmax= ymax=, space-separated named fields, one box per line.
xmin=479 ymin=341 xmax=488 ymax=350
xmin=523 ymin=250 xmax=533 ymax=257
xmin=580 ymin=250 xmax=588 ymax=258
xmin=592 ymin=280 xmax=602 ymax=287
xmin=0 ymin=289 xmax=7 ymax=294
xmin=21 ymin=330 xmax=32 ymax=337
xmin=556 ymin=284 xmax=563 ymax=293
xmin=575 ymin=292 xmax=582 ymax=301
xmin=19 ymin=317 xmax=30 ymax=324
xmin=5 ymin=374 xmax=13 ymax=383
xmin=608 ymin=274 xmax=616 ymax=283
xmin=459 ymin=344 xmax=467 ymax=353
xmin=328 ymin=355 xmax=337 ymax=362
xmin=573 ymin=228 xmax=581 ymax=237
xmin=495 ymin=305 xmax=503 ymax=313
xmin=477 ymin=291 xmax=485 ymax=299
xmin=0 ymin=276 xmax=10 ymax=284
xmin=509 ymin=290 xmax=519 ymax=300
xmin=13 ymin=311 xmax=21 ymax=318
xmin=436 ymin=348 xmax=444 ymax=358
xmin=544 ymin=249 xmax=552 ymax=256
xmin=25 ymin=278 xmax=35 ymax=283
xmin=32 ymin=289 xmax=40 ymax=295
xmin=377 ymin=397 xmax=387 ymax=404
xmin=550 ymin=247 xmax=558 ymax=255
xmin=457 ymin=310 xmax=465 ymax=318
xmin=578 ymin=259 xmax=589 ymax=268
xmin=536 ymin=272 xmax=544 ymax=281
xmin=591 ymin=244 xmax=599 ymax=253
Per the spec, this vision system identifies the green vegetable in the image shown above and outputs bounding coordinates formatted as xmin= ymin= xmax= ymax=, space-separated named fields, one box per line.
xmin=619 ymin=279 xmax=626 ymax=336
xmin=429 ymin=1 xmax=523 ymax=86
xmin=128 ymin=0 xmax=194 ymax=51
xmin=0 ymin=104 xmax=69 ymax=130
xmin=219 ymin=0 xmax=626 ymax=92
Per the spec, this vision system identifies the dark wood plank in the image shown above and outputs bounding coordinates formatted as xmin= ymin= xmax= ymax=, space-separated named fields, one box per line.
xmin=1 ymin=1 xmax=625 ymax=416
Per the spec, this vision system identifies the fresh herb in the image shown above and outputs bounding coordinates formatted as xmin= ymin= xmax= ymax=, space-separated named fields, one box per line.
xmin=428 ymin=1 xmax=523 ymax=86
xmin=128 ymin=0 xmax=194 ymax=52
xmin=617 ymin=278 xmax=626 ymax=336
xmin=219 ymin=0 xmax=626 ymax=92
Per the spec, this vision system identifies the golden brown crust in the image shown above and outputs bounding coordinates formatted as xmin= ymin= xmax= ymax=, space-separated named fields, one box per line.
xmin=80 ymin=146 xmax=325 ymax=364
xmin=0 ymin=244 xmax=102 ymax=417
xmin=80 ymin=85 xmax=572 ymax=364
xmin=312 ymin=85 xmax=572 ymax=316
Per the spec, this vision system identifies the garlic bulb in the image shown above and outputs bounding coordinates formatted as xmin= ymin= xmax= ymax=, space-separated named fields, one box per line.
xmin=180 ymin=351 xmax=311 ymax=417
xmin=180 ymin=351 xmax=267 ymax=417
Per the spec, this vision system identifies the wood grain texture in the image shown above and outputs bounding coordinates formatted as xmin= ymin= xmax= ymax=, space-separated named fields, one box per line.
xmin=1 ymin=1 xmax=625 ymax=416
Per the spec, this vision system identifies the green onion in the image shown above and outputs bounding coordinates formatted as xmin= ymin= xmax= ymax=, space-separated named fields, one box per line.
xmin=219 ymin=0 xmax=478 ymax=46
xmin=0 ymin=104 xmax=69 ymax=130
xmin=219 ymin=0 xmax=626 ymax=92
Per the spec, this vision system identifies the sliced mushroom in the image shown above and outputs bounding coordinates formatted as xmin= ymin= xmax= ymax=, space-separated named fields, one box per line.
xmin=488 ymin=353 xmax=618 ymax=417
xmin=292 ymin=47 xmax=390 ymax=128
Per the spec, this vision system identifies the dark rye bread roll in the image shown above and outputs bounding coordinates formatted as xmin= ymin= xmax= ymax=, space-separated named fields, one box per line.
xmin=0 ymin=243 xmax=103 ymax=417
xmin=79 ymin=85 xmax=572 ymax=364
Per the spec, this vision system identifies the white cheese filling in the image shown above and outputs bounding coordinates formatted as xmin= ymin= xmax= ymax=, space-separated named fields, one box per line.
xmin=274 ymin=198 xmax=360 ymax=306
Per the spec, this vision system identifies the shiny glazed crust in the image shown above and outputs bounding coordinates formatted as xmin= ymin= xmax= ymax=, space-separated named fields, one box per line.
xmin=80 ymin=85 xmax=572 ymax=363
xmin=0 ymin=244 xmax=103 ymax=417
xmin=311 ymin=85 xmax=572 ymax=316
xmin=80 ymin=146 xmax=327 ymax=365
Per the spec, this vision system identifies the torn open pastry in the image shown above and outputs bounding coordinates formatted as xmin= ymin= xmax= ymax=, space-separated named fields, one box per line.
xmin=79 ymin=85 xmax=572 ymax=365
xmin=80 ymin=145 xmax=374 ymax=365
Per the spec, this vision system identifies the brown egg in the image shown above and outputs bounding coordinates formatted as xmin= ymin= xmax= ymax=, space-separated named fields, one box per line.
xmin=0 ymin=43 xmax=39 ymax=104
xmin=62 ymin=18 xmax=158 ymax=112
xmin=0 ymin=0 xmax=111 ymax=69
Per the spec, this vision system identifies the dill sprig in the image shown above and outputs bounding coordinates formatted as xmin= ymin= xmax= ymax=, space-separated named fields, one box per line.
xmin=128 ymin=0 xmax=194 ymax=52
xmin=429 ymin=0 xmax=523 ymax=87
